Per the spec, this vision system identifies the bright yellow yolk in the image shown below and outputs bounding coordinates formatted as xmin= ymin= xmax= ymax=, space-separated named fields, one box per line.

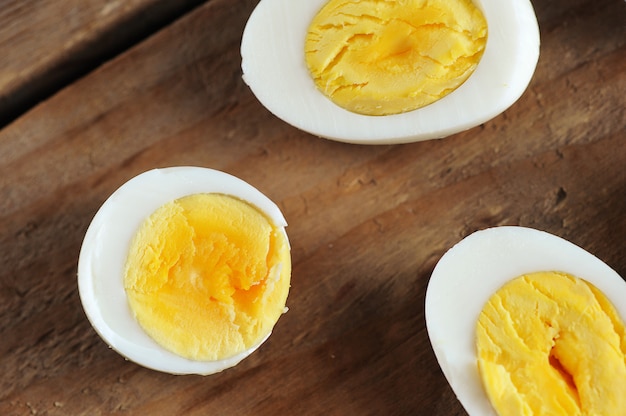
xmin=305 ymin=0 xmax=488 ymax=116
xmin=123 ymin=193 xmax=291 ymax=361
xmin=476 ymin=272 xmax=626 ymax=415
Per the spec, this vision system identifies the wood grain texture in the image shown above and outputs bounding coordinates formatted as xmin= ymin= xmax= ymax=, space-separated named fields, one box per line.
xmin=0 ymin=0 xmax=205 ymax=125
xmin=0 ymin=0 xmax=624 ymax=414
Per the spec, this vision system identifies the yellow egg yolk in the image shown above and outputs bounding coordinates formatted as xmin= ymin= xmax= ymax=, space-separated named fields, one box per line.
xmin=476 ymin=272 xmax=626 ymax=415
xmin=304 ymin=0 xmax=487 ymax=116
xmin=123 ymin=193 xmax=291 ymax=361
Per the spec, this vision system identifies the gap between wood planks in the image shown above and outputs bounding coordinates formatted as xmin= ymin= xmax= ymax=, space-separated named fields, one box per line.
xmin=0 ymin=0 xmax=209 ymax=129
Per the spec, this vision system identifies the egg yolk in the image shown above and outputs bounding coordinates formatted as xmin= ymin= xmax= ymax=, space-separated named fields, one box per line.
xmin=476 ymin=271 xmax=626 ymax=415
xmin=123 ymin=193 xmax=291 ymax=361
xmin=304 ymin=0 xmax=487 ymax=116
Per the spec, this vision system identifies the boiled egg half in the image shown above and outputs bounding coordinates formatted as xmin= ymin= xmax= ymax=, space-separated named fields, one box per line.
xmin=425 ymin=226 xmax=626 ymax=415
xmin=241 ymin=0 xmax=540 ymax=144
xmin=78 ymin=167 xmax=291 ymax=375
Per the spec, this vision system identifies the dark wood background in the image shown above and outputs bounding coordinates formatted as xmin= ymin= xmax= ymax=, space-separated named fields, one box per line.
xmin=1 ymin=0 xmax=624 ymax=414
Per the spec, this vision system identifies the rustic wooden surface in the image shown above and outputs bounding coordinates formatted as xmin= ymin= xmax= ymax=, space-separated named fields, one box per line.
xmin=0 ymin=0 xmax=624 ymax=414
xmin=0 ymin=0 xmax=205 ymax=125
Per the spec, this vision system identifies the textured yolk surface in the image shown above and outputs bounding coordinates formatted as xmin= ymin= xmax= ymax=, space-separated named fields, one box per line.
xmin=476 ymin=272 xmax=626 ymax=415
xmin=124 ymin=193 xmax=291 ymax=361
xmin=305 ymin=0 xmax=487 ymax=116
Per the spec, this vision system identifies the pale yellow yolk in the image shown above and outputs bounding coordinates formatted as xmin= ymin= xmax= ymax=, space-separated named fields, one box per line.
xmin=476 ymin=272 xmax=626 ymax=416
xmin=123 ymin=193 xmax=291 ymax=361
xmin=304 ymin=0 xmax=487 ymax=116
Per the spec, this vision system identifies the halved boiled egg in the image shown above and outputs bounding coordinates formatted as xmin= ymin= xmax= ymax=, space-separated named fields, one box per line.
xmin=425 ymin=226 xmax=626 ymax=415
xmin=78 ymin=167 xmax=291 ymax=375
xmin=241 ymin=0 xmax=540 ymax=144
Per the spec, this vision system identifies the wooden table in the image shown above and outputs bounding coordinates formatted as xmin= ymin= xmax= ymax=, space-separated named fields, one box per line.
xmin=1 ymin=0 xmax=624 ymax=414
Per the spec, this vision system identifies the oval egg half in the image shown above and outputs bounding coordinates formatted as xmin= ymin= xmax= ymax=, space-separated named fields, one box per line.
xmin=77 ymin=166 xmax=289 ymax=375
xmin=241 ymin=0 xmax=540 ymax=144
xmin=425 ymin=226 xmax=626 ymax=415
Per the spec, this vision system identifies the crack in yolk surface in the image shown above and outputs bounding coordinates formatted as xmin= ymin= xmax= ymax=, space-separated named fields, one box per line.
xmin=305 ymin=0 xmax=487 ymax=116
xmin=475 ymin=272 xmax=626 ymax=415
xmin=123 ymin=193 xmax=291 ymax=361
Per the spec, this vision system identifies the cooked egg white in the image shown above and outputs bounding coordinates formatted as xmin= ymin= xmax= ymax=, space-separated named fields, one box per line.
xmin=241 ymin=0 xmax=540 ymax=144
xmin=425 ymin=226 xmax=626 ymax=415
xmin=78 ymin=167 xmax=291 ymax=375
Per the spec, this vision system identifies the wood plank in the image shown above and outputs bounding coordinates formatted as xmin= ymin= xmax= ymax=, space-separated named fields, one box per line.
xmin=0 ymin=0 xmax=206 ymax=126
xmin=0 ymin=0 xmax=624 ymax=414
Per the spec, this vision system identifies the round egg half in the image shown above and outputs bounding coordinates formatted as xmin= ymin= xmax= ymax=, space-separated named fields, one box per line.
xmin=425 ymin=226 xmax=626 ymax=415
xmin=241 ymin=0 xmax=540 ymax=144
xmin=77 ymin=167 xmax=290 ymax=375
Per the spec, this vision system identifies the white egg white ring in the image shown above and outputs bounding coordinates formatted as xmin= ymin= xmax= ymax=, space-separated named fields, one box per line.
xmin=77 ymin=167 xmax=288 ymax=375
xmin=425 ymin=226 xmax=626 ymax=415
xmin=241 ymin=0 xmax=540 ymax=144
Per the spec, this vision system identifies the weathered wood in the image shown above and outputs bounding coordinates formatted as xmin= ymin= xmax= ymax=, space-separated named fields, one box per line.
xmin=0 ymin=0 xmax=624 ymax=414
xmin=0 ymin=0 xmax=206 ymax=125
